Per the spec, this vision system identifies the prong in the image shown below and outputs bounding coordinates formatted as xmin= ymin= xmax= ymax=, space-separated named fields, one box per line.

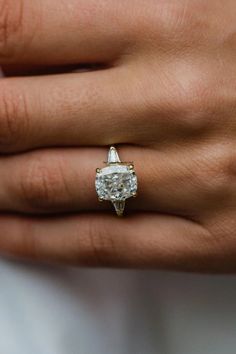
xmin=98 ymin=197 xmax=104 ymax=202
xmin=132 ymin=192 xmax=137 ymax=198
xmin=129 ymin=164 xmax=134 ymax=170
xmin=96 ymin=168 xmax=101 ymax=173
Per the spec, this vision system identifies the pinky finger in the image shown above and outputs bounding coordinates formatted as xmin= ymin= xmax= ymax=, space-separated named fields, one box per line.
xmin=0 ymin=212 xmax=218 ymax=271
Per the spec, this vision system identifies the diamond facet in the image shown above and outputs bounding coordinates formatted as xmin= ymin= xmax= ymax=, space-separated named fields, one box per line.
xmin=95 ymin=164 xmax=138 ymax=202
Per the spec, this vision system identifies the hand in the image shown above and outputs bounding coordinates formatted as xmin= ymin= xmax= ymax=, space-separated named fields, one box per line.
xmin=0 ymin=0 xmax=236 ymax=271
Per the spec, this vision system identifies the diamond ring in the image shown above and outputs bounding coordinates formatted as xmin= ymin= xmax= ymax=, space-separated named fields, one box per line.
xmin=95 ymin=146 xmax=138 ymax=216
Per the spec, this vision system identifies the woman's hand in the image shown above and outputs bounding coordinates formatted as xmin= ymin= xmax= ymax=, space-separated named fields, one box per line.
xmin=1 ymin=0 xmax=236 ymax=271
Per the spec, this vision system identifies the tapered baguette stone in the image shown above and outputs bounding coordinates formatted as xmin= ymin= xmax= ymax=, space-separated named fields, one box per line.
xmin=108 ymin=146 xmax=121 ymax=164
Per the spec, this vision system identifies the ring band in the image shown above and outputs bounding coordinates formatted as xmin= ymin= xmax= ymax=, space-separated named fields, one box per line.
xmin=95 ymin=146 xmax=138 ymax=216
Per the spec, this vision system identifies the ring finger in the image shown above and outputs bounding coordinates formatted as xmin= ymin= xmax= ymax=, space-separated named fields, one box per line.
xmin=0 ymin=144 xmax=234 ymax=216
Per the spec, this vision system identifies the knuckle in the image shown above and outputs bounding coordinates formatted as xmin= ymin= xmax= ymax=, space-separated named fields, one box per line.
xmin=134 ymin=68 xmax=215 ymax=137
xmin=19 ymin=156 xmax=70 ymax=211
xmin=172 ymin=74 xmax=216 ymax=134
xmin=0 ymin=84 xmax=30 ymax=151
xmin=0 ymin=0 xmax=24 ymax=59
xmin=168 ymin=3 xmax=202 ymax=35
xmin=141 ymin=2 xmax=205 ymax=44
xmin=162 ymin=3 xmax=192 ymax=33
xmin=197 ymin=143 xmax=234 ymax=196
xmin=160 ymin=2 xmax=209 ymax=42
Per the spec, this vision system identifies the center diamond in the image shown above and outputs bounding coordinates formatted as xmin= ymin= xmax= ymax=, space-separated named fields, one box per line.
xmin=95 ymin=164 xmax=138 ymax=201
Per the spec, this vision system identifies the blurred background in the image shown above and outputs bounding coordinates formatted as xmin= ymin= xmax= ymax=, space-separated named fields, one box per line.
xmin=0 ymin=258 xmax=236 ymax=354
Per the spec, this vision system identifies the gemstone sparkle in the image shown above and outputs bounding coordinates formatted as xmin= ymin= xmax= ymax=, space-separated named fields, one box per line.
xmin=95 ymin=164 xmax=138 ymax=201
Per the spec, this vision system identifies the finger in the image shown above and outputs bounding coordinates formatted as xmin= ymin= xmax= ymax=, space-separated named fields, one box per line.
xmin=0 ymin=68 xmax=206 ymax=154
xmin=0 ymin=144 xmax=234 ymax=216
xmin=0 ymin=212 xmax=218 ymax=271
xmin=0 ymin=69 xmax=141 ymax=153
xmin=0 ymin=0 xmax=134 ymax=66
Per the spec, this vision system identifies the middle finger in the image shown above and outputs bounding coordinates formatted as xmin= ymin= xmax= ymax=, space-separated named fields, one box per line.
xmin=0 ymin=65 xmax=207 ymax=154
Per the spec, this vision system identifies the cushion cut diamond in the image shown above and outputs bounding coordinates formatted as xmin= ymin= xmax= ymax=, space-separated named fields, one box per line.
xmin=95 ymin=164 xmax=138 ymax=201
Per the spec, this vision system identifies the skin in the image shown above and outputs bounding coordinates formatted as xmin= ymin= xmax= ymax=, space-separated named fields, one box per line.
xmin=0 ymin=0 xmax=236 ymax=271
